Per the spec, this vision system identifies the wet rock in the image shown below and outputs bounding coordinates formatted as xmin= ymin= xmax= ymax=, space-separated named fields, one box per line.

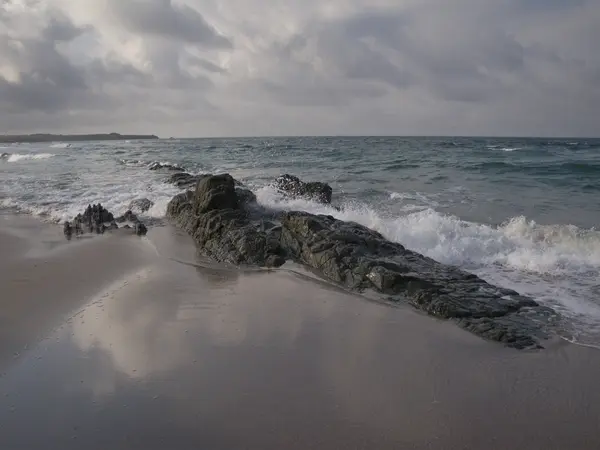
xmin=63 ymin=221 xmax=73 ymax=240
xmin=235 ymin=187 xmax=257 ymax=206
xmin=134 ymin=222 xmax=148 ymax=236
xmin=66 ymin=204 xmax=147 ymax=239
xmin=166 ymin=174 xmax=285 ymax=267
xmin=280 ymin=211 xmax=555 ymax=349
xmin=128 ymin=198 xmax=154 ymax=213
xmin=166 ymin=174 xmax=557 ymax=349
xmin=167 ymin=172 xmax=208 ymax=189
xmin=115 ymin=210 xmax=138 ymax=223
xmin=149 ymin=162 xmax=182 ymax=171
xmin=275 ymin=174 xmax=333 ymax=204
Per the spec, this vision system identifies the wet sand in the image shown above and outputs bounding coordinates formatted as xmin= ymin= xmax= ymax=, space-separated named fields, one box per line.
xmin=1 ymin=215 xmax=600 ymax=449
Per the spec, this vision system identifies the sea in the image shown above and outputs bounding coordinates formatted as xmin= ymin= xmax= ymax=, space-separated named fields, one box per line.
xmin=1 ymin=136 xmax=599 ymax=346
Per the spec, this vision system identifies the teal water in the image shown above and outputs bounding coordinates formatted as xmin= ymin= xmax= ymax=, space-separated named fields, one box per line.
xmin=1 ymin=136 xmax=600 ymax=344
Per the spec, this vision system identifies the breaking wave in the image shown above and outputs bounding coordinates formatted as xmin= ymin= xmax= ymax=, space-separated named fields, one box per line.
xmin=2 ymin=153 xmax=56 ymax=162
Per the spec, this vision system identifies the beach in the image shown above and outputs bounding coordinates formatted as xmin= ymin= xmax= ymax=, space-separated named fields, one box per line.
xmin=1 ymin=213 xmax=599 ymax=449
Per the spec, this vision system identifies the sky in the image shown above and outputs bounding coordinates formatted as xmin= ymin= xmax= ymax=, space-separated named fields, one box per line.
xmin=0 ymin=0 xmax=598 ymax=137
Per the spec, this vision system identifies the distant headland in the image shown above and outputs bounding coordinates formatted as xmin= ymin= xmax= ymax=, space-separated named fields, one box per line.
xmin=0 ymin=132 xmax=159 ymax=144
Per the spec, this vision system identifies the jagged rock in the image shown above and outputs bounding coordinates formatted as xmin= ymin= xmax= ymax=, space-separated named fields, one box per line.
xmin=149 ymin=161 xmax=183 ymax=171
xmin=65 ymin=204 xmax=147 ymax=239
xmin=128 ymin=198 xmax=154 ymax=213
xmin=115 ymin=210 xmax=139 ymax=223
xmin=63 ymin=221 xmax=73 ymax=240
xmin=167 ymin=172 xmax=208 ymax=189
xmin=71 ymin=204 xmax=114 ymax=234
xmin=275 ymin=174 xmax=333 ymax=204
xmin=166 ymin=174 xmax=285 ymax=267
xmin=166 ymin=174 xmax=557 ymax=349
xmin=235 ymin=187 xmax=257 ymax=206
xmin=280 ymin=211 xmax=555 ymax=349
xmin=135 ymin=222 xmax=148 ymax=236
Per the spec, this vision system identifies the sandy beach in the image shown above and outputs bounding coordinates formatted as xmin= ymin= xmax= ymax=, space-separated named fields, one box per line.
xmin=1 ymin=213 xmax=599 ymax=449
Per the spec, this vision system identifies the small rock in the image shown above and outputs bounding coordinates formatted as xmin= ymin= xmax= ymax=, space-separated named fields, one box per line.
xmin=128 ymin=198 xmax=154 ymax=213
xmin=134 ymin=222 xmax=148 ymax=236
xmin=275 ymin=174 xmax=333 ymax=204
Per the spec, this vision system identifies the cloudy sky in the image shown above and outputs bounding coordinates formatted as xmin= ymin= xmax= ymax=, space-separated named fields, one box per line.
xmin=1 ymin=0 xmax=598 ymax=137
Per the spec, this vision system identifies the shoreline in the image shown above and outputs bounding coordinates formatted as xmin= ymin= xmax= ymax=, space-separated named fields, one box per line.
xmin=0 ymin=133 xmax=159 ymax=144
xmin=1 ymin=213 xmax=600 ymax=448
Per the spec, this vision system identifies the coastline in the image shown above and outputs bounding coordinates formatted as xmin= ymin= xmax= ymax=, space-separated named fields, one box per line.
xmin=1 ymin=213 xmax=600 ymax=449
xmin=0 ymin=132 xmax=159 ymax=144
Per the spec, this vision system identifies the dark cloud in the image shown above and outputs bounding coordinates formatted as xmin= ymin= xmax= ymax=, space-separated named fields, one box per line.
xmin=108 ymin=0 xmax=232 ymax=48
xmin=0 ymin=0 xmax=598 ymax=136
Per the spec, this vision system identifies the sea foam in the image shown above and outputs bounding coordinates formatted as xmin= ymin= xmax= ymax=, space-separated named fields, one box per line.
xmin=5 ymin=153 xmax=55 ymax=162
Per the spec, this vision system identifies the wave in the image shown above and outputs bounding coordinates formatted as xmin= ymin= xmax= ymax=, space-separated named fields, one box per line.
xmin=486 ymin=145 xmax=522 ymax=152
xmin=257 ymin=186 xmax=599 ymax=276
xmin=50 ymin=143 xmax=71 ymax=149
xmin=2 ymin=153 xmax=55 ymax=162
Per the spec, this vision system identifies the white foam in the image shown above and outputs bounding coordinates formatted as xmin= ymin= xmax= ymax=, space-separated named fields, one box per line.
xmin=49 ymin=143 xmax=71 ymax=148
xmin=6 ymin=153 xmax=55 ymax=162
xmin=487 ymin=145 xmax=522 ymax=152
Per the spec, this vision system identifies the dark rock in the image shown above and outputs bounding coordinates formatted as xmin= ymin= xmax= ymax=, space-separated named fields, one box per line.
xmin=166 ymin=174 xmax=285 ymax=267
xmin=66 ymin=204 xmax=146 ymax=239
xmin=235 ymin=187 xmax=257 ymax=206
xmin=63 ymin=221 xmax=73 ymax=240
xmin=280 ymin=211 xmax=555 ymax=349
xmin=115 ymin=210 xmax=138 ymax=223
xmin=275 ymin=174 xmax=333 ymax=204
xmin=166 ymin=174 xmax=557 ymax=349
xmin=134 ymin=222 xmax=148 ymax=236
xmin=167 ymin=172 xmax=209 ymax=189
xmin=71 ymin=204 xmax=114 ymax=234
xmin=128 ymin=198 xmax=154 ymax=213
xmin=149 ymin=162 xmax=183 ymax=171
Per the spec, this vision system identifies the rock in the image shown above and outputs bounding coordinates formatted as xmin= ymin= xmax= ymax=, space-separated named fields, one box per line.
xmin=167 ymin=172 xmax=208 ymax=189
xmin=275 ymin=174 xmax=333 ymax=204
xmin=166 ymin=173 xmax=557 ymax=349
xmin=280 ymin=211 xmax=554 ymax=349
xmin=166 ymin=174 xmax=285 ymax=267
xmin=63 ymin=221 xmax=73 ymax=240
xmin=71 ymin=204 xmax=114 ymax=234
xmin=128 ymin=198 xmax=154 ymax=213
xmin=115 ymin=210 xmax=139 ymax=223
xmin=149 ymin=162 xmax=183 ymax=171
xmin=134 ymin=222 xmax=148 ymax=236
xmin=65 ymin=204 xmax=146 ymax=239
xmin=235 ymin=187 xmax=257 ymax=206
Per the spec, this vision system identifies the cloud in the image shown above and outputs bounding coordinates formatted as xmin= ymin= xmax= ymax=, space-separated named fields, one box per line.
xmin=0 ymin=0 xmax=598 ymax=136
xmin=106 ymin=0 xmax=232 ymax=48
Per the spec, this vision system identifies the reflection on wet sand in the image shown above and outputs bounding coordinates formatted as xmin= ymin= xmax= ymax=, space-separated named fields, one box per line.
xmin=1 ymin=227 xmax=600 ymax=449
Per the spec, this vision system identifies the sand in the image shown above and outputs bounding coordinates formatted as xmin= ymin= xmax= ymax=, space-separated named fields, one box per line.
xmin=1 ymin=213 xmax=599 ymax=449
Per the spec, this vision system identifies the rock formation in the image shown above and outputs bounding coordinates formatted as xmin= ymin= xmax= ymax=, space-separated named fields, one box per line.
xmin=166 ymin=174 xmax=557 ymax=349
xmin=275 ymin=174 xmax=333 ymax=204
xmin=63 ymin=203 xmax=148 ymax=240
xmin=167 ymin=172 xmax=207 ymax=189
xmin=128 ymin=198 xmax=154 ymax=213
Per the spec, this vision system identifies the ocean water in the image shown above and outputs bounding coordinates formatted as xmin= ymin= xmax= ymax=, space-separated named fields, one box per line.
xmin=1 ymin=136 xmax=599 ymax=345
